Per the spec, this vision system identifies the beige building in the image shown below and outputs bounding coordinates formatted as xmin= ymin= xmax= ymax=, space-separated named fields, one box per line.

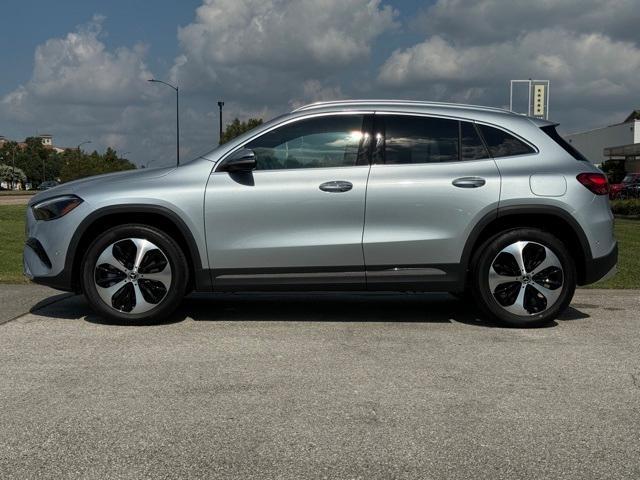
xmin=564 ymin=110 xmax=640 ymax=173
xmin=0 ymin=133 xmax=67 ymax=153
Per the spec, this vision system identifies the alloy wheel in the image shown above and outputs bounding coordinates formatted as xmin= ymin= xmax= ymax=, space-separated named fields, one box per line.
xmin=93 ymin=238 xmax=172 ymax=314
xmin=488 ymin=241 xmax=564 ymax=316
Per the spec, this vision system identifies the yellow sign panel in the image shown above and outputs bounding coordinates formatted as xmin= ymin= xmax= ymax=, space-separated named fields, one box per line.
xmin=534 ymin=84 xmax=546 ymax=116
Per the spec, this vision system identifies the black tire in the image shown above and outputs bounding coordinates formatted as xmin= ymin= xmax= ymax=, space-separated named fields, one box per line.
xmin=81 ymin=224 xmax=189 ymax=323
xmin=471 ymin=228 xmax=576 ymax=327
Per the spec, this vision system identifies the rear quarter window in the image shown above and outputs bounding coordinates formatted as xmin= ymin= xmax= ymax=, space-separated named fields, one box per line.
xmin=541 ymin=125 xmax=588 ymax=161
xmin=477 ymin=124 xmax=536 ymax=158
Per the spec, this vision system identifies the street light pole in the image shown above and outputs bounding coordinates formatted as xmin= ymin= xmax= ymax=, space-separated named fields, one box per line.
xmin=148 ymin=79 xmax=180 ymax=167
xmin=77 ymin=140 xmax=92 ymax=152
xmin=217 ymin=101 xmax=224 ymax=144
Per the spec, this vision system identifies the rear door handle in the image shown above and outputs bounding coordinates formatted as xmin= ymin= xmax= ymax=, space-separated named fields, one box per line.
xmin=452 ymin=177 xmax=486 ymax=188
xmin=319 ymin=181 xmax=353 ymax=193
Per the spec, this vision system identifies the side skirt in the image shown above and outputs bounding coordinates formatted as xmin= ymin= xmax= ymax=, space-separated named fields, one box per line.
xmin=206 ymin=264 xmax=464 ymax=292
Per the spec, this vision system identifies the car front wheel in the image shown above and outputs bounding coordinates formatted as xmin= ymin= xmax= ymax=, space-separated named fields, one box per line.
xmin=471 ymin=228 xmax=576 ymax=327
xmin=81 ymin=224 xmax=188 ymax=323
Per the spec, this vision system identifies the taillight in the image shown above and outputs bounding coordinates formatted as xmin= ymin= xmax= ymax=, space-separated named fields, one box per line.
xmin=577 ymin=173 xmax=609 ymax=195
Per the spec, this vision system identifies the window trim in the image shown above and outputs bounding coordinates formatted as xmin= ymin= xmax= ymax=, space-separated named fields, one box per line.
xmin=213 ymin=111 xmax=374 ymax=173
xmin=461 ymin=121 xmax=491 ymax=162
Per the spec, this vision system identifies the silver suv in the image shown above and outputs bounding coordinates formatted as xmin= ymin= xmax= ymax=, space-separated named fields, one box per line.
xmin=24 ymin=100 xmax=617 ymax=326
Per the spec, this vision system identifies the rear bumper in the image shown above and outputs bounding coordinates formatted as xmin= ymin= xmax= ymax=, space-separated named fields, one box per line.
xmin=581 ymin=242 xmax=618 ymax=286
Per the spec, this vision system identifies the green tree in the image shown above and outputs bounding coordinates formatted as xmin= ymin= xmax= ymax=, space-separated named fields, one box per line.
xmin=0 ymin=137 xmax=63 ymax=185
xmin=0 ymin=164 xmax=27 ymax=188
xmin=220 ymin=118 xmax=263 ymax=144
xmin=59 ymin=148 xmax=135 ymax=182
xmin=1 ymin=139 xmax=135 ymax=185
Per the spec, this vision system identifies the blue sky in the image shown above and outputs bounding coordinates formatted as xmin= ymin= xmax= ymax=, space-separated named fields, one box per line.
xmin=1 ymin=0 xmax=638 ymax=167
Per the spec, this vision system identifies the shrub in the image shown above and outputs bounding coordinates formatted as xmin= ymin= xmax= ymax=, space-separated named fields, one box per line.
xmin=611 ymin=199 xmax=640 ymax=216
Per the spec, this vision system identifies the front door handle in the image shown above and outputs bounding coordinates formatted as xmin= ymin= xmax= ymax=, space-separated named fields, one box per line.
xmin=319 ymin=181 xmax=353 ymax=193
xmin=452 ymin=177 xmax=486 ymax=188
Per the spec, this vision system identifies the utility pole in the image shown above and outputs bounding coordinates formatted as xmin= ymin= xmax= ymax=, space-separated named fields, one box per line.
xmin=218 ymin=101 xmax=224 ymax=144
xmin=148 ymin=79 xmax=180 ymax=167
xmin=12 ymin=146 xmax=15 ymax=190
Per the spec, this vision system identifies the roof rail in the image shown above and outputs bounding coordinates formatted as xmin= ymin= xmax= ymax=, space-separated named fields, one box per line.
xmin=292 ymin=99 xmax=513 ymax=114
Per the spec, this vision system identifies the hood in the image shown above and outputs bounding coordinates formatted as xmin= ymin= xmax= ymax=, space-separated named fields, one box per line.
xmin=28 ymin=166 xmax=175 ymax=206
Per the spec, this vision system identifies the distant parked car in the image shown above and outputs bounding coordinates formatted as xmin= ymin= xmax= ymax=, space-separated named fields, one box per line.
xmin=37 ymin=181 xmax=60 ymax=191
xmin=610 ymin=173 xmax=640 ymax=199
xmin=618 ymin=183 xmax=640 ymax=200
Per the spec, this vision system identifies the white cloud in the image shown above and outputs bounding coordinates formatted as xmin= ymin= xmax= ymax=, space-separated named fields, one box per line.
xmin=171 ymin=0 xmax=397 ymax=102
xmin=0 ymin=16 xmax=180 ymax=165
xmin=378 ymin=1 xmax=640 ymax=132
xmin=20 ymin=16 xmax=153 ymax=107
xmin=288 ymin=80 xmax=346 ymax=110
xmin=380 ymin=30 xmax=640 ymax=88
xmin=414 ymin=0 xmax=640 ymax=46
xmin=177 ymin=0 xmax=396 ymax=72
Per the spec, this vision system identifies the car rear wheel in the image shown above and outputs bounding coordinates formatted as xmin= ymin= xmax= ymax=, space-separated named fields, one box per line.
xmin=81 ymin=224 xmax=188 ymax=323
xmin=471 ymin=228 xmax=576 ymax=327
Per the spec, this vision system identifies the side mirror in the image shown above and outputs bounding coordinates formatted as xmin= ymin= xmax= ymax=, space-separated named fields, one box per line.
xmin=221 ymin=148 xmax=257 ymax=173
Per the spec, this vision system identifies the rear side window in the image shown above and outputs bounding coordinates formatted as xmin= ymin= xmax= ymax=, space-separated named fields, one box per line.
xmin=384 ymin=116 xmax=459 ymax=164
xmin=477 ymin=124 xmax=535 ymax=158
xmin=540 ymin=125 xmax=588 ymax=161
xmin=461 ymin=122 xmax=490 ymax=160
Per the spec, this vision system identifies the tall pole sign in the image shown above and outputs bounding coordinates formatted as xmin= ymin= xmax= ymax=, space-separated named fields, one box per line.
xmin=510 ymin=79 xmax=550 ymax=120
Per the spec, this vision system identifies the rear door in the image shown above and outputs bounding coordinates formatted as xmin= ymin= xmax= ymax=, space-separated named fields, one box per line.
xmin=362 ymin=113 xmax=501 ymax=289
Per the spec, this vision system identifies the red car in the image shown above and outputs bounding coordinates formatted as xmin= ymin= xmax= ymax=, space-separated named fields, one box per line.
xmin=610 ymin=173 xmax=640 ymax=199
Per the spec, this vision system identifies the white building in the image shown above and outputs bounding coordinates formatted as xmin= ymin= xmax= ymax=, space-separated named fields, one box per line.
xmin=39 ymin=134 xmax=53 ymax=146
xmin=564 ymin=110 xmax=640 ymax=173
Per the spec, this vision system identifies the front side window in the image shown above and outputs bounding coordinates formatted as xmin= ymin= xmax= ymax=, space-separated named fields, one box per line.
xmin=245 ymin=115 xmax=367 ymax=170
xmin=384 ymin=116 xmax=459 ymax=164
xmin=477 ymin=124 xmax=535 ymax=158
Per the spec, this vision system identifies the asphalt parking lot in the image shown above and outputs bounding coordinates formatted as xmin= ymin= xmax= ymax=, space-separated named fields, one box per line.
xmin=1 ymin=289 xmax=639 ymax=479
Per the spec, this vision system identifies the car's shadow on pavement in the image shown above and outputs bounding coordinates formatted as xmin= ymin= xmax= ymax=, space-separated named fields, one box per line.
xmin=29 ymin=291 xmax=590 ymax=329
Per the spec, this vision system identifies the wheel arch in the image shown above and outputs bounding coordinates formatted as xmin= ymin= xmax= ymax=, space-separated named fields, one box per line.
xmin=67 ymin=204 xmax=209 ymax=293
xmin=462 ymin=205 xmax=592 ymax=286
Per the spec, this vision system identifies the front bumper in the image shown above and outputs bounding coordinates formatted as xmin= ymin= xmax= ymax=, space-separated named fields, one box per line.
xmin=581 ymin=241 xmax=618 ymax=285
xmin=24 ymin=238 xmax=75 ymax=292
xmin=23 ymin=202 xmax=88 ymax=292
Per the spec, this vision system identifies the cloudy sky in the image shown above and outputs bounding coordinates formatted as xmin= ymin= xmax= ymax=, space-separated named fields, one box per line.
xmin=1 ymin=0 xmax=639 ymax=167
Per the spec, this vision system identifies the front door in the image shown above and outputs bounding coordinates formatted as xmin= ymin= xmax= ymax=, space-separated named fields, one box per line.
xmin=363 ymin=113 xmax=502 ymax=289
xmin=205 ymin=113 xmax=372 ymax=290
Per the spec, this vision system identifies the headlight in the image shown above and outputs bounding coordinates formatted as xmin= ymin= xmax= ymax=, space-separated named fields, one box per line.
xmin=32 ymin=195 xmax=83 ymax=221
